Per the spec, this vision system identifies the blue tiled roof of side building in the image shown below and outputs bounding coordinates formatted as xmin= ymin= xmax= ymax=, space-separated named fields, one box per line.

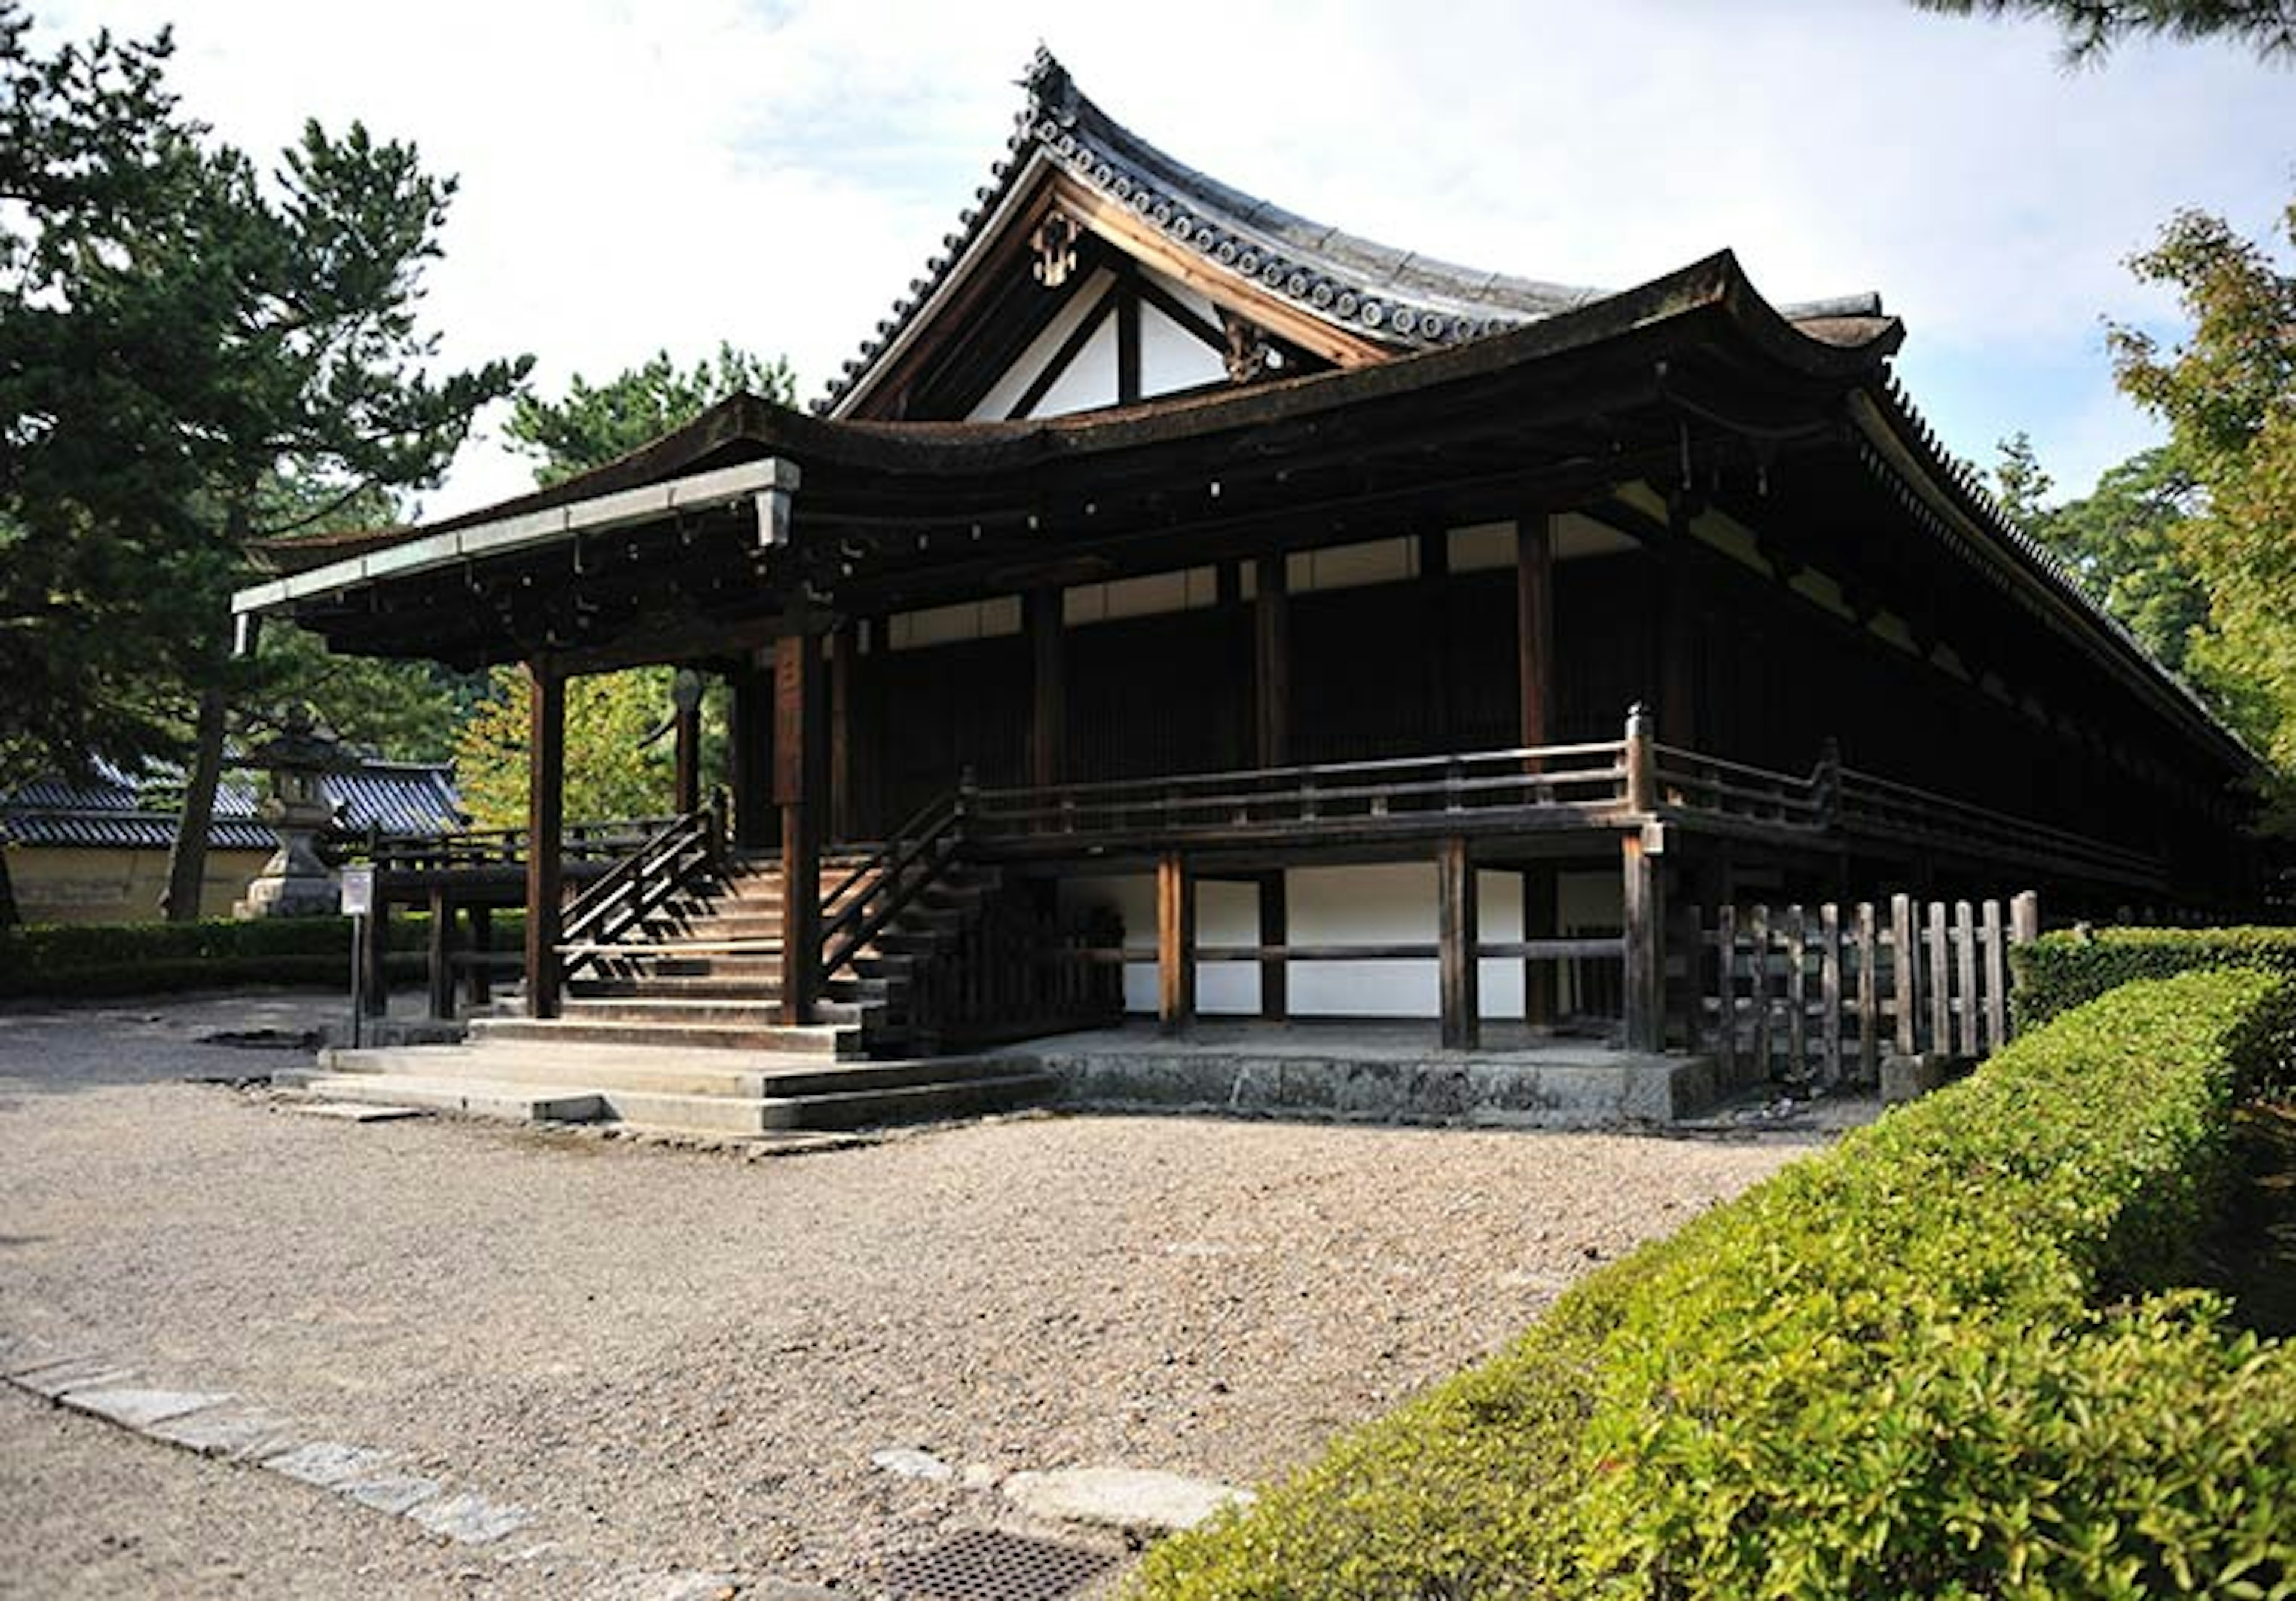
xmin=1 ymin=759 xmax=465 ymax=851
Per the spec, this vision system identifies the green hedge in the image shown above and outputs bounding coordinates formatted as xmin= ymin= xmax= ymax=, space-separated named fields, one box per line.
xmin=1137 ymin=968 xmax=2296 ymax=1600
xmin=2013 ymin=925 xmax=2296 ymax=1031
xmin=0 ymin=913 xmax=483 ymax=1000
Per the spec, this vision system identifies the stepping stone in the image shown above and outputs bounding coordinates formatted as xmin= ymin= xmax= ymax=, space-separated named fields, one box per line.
xmin=407 ymin=1490 xmax=535 ymax=1545
xmin=291 ymin=1102 xmax=426 ymax=1122
xmin=870 ymin=1446 xmax=954 ymax=1481
xmin=1003 ymin=1465 xmax=1255 ymax=1533
xmin=342 ymin=1469 xmax=444 ymax=1515
xmin=146 ymin=1407 xmax=300 ymax=1460
xmin=263 ymin=1440 xmax=396 ymax=1488
xmin=16 ymin=1361 xmax=137 ymax=1398
xmin=62 ymin=1386 xmax=232 ymax=1429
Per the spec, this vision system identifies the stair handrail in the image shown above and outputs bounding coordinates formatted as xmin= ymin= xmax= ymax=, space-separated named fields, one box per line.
xmin=556 ymin=798 xmax=726 ymax=973
xmin=818 ymin=788 xmax=969 ymax=980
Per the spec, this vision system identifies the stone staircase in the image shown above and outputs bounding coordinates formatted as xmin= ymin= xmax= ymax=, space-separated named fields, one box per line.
xmin=276 ymin=849 xmax=1063 ymax=1136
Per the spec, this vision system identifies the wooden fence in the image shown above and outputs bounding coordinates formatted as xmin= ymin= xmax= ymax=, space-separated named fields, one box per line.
xmin=1693 ymin=891 xmax=2040 ymax=1086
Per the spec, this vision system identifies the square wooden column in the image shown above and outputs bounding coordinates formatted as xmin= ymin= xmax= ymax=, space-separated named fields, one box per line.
xmin=1028 ymin=587 xmax=1065 ymax=792
xmin=1253 ymin=554 xmax=1289 ymax=768
xmin=729 ymin=654 xmax=774 ymax=850
xmin=1257 ymin=870 xmax=1287 ymax=1021
xmin=1522 ymin=866 xmax=1557 ymax=1026
xmin=1438 ymin=836 xmax=1479 ymax=1050
xmin=673 ymin=698 xmax=703 ymax=817
xmin=775 ymin=630 xmax=820 ymax=1028
xmin=524 ymin=661 xmax=566 ymax=1020
xmin=1157 ymin=850 xmax=1195 ymax=1035
xmin=1622 ymin=829 xmax=1666 ymax=1052
xmin=1516 ymin=513 xmax=1555 ymax=747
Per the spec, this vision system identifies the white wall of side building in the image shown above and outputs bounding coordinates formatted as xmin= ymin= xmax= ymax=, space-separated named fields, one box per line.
xmin=1061 ymin=863 xmax=1626 ymax=1019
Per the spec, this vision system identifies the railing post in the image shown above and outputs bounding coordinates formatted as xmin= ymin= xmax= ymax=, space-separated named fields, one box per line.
xmin=1624 ymin=702 xmax=1655 ymax=813
xmin=1622 ymin=826 xmax=1664 ymax=1052
xmin=1816 ymin=737 xmax=1843 ymax=829
xmin=1157 ymin=850 xmax=1195 ymax=1035
xmin=1437 ymin=836 xmax=1479 ymax=1050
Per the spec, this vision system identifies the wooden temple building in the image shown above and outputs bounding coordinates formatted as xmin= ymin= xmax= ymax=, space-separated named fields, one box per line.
xmin=232 ymin=51 xmax=2266 ymax=1062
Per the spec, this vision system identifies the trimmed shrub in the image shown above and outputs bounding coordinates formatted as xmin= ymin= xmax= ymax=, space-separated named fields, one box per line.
xmin=1136 ymin=969 xmax=2296 ymax=1600
xmin=2013 ymin=924 xmax=2296 ymax=1031
xmin=0 ymin=914 xmax=448 ymax=1000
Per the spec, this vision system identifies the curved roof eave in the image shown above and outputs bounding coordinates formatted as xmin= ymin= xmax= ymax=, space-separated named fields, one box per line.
xmin=822 ymin=47 xmax=1885 ymax=420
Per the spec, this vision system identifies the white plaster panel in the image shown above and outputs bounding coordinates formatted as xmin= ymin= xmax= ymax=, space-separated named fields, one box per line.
xmin=1027 ymin=314 xmax=1120 ymax=418
xmin=1286 ymin=537 xmax=1416 ymax=595
xmin=888 ymin=596 xmax=1022 ymax=652
xmin=967 ymin=269 xmax=1114 ymax=421
xmin=1196 ymin=878 xmax=1259 ymax=1015
xmin=1139 ymin=302 xmax=1225 ymax=397
xmin=1448 ymin=521 xmax=1516 ymax=573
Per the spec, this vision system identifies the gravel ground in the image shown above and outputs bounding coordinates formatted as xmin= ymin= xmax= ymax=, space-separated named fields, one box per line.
xmin=0 ymin=990 xmax=1843 ymax=1596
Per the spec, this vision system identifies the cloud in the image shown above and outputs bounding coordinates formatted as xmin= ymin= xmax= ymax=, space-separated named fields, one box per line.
xmin=39 ymin=0 xmax=2296 ymax=509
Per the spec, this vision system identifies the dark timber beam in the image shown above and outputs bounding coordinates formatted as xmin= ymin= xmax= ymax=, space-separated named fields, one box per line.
xmin=1157 ymin=850 xmax=1195 ymax=1035
xmin=1438 ymin=836 xmax=1480 ymax=1050
xmin=1253 ymin=554 xmax=1290 ymax=767
xmin=524 ymin=660 xmax=566 ymax=1020
xmin=1516 ymin=514 xmax=1556 ymax=747
xmin=1029 ymin=586 xmax=1066 ymax=791
xmin=1257 ymin=870 xmax=1287 ymax=1021
xmin=775 ymin=630 xmax=821 ymax=1027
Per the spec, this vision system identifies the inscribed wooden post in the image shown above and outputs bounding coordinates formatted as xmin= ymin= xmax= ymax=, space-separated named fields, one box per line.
xmin=1981 ymin=898 xmax=2007 ymax=1053
xmin=1819 ymin=902 xmax=1843 ymax=1085
xmin=729 ymin=656 xmax=773 ymax=850
xmin=674 ymin=701 xmax=703 ymax=818
xmin=465 ymin=905 xmax=493 ymax=1008
xmin=775 ymin=632 xmax=820 ymax=1026
xmin=1927 ymin=901 xmax=1952 ymax=1053
xmin=1622 ymin=831 xmax=1662 ymax=1052
xmin=524 ymin=661 xmax=566 ymax=1020
xmin=1891 ymin=893 xmax=1916 ymax=1055
xmin=1437 ymin=837 xmax=1480 ymax=1050
xmin=1784 ymin=904 xmax=1807 ymax=1076
xmin=1157 ymin=851 xmax=1195 ymax=1034
xmin=1716 ymin=904 xmax=1739 ymax=1078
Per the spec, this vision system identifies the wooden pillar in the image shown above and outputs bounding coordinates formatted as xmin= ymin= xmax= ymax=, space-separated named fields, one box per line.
xmin=1438 ymin=836 xmax=1479 ymax=1050
xmin=1157 ymin=850 xmax=1195 ymax=1035
xmin=1657 ymin=534 xmax=1699 ymax=748
xmin=524 ymin=661 xmax=566 ymax=1020
xmin=1028 ymin=587 xmax=1065 ymax=792
xmin=673 ymin=699 xmax=703 ymax=818
xmin=729 ymin=655 xmax=773 ymax=851
xmin=1622 ymin=828 xmax=1665 ymax=1052
xmin=1521 ymin=865 xmax=1556 ymax=1026
xmin=426 ymin=888 xmax=456 ymax=1021
xmin=1516 ymin=514 xmax=1555 ymax=748
xmin=1257 ymin=870 xmax=1287 ymax=1021
xmin=829 ymin=628 xmax=858 ymax=842
xmin=361 ymin=896 xmax=390 ymax=1018
xmin=1253 ymin=554 xmax=1290 ymax=768
xmin=465 ymin=905 xmax=493 ymax=1009
xmin=775 ymin=630 xmax=820 ymax=1027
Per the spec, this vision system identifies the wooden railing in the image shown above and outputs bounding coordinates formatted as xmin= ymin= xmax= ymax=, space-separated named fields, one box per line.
xmin=1693 ymin=891 xmax=2042 ymax=1087
xmin=555 ymin=799 xmax=728 ymax=976
xmin=818 ymin=790 xmax=969 ymax=980
xmin=362 ymin=816 xmax=677 ymax=876
xmin=969 ymin=741 xmax=1632 ymax=844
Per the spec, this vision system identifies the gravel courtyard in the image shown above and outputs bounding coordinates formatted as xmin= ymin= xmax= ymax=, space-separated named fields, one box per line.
xmin=0 ymin=991 xmax=1829 ymax=1597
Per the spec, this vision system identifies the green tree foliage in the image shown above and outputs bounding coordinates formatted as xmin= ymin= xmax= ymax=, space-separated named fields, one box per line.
xmin=2111 ymin=201 xmax=2296 ymax=777
xmin=453 ymin=667 xmax=680 ymax=830
xmin=505 ymin=342 xmax=797 ymax=487
xmin=0 ymin=4 xmax=529 ymax=914
xmin=455 ymin=345 xmax=788 ymax=820
xmin=1913 ymin=0 xmax=2296 ymax=60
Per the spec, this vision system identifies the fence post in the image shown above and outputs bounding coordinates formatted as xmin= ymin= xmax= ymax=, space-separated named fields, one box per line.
xmin=1623 ymin=702 xmax=1656 ymax=812
xmin=1622 ymin=829 xmax=1663 ymax=1052
xmin=1714 ymin=904 xmax=1736 ymax=1076
xmin=1784 ymin=904 xmax=1808 ymax=1077
xmin=1955 ymin=900 xmax=1979 ymax=1056
xmin=1855 ymin=901 xmax=1879 ymax=1083
xmin=1927 ymin=902 xmax=1952 ymax=1055
xmin=2011 ymin=890 xmax=2040 ymax=946
xmin=1891 ymin=893 xmax=1917 ymax=1056
xmin=1819 ymin=902 xmax=1843 ymax=1087
xmin=1750 ymin=903 xmax=1772 ymax=1078
xmin=1981 ymin=898 xmax=2007 ymax=1054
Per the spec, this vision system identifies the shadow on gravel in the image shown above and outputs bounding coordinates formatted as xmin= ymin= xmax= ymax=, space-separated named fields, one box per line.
xmin=0 ymin=991 xmax=351 ymax=1101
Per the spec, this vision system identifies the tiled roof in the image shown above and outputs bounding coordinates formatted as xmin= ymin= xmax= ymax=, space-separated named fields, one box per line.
xmin=822 ymin=48 xmax=1881 ymax=416
xmin=1 ymin=759 xmax=465 ymax=852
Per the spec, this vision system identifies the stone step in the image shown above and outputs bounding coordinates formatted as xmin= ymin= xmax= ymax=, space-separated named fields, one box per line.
xmin=560 ymin=996 xmax=870 ymax=1028
xmin=308 ymin=1043 xmax=1014 ymax=1102
xmin=567 ymin=974 xmax=890 ymax=1003
xmin=757 ymin=1070 xmax=1061 ymax=1132
xmin=275 ymin=1070 xmax=605 ymax=1124
xmin=467 ymin=1015 xmax=863 ymax=1058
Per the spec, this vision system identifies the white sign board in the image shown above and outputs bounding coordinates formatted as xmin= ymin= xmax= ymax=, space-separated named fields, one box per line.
xmin=339 ymin=866 xmax=376 ymax=918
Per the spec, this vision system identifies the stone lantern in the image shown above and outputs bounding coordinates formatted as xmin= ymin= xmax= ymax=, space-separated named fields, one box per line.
xmin=234 ymin=704 xmax=346 ymax=919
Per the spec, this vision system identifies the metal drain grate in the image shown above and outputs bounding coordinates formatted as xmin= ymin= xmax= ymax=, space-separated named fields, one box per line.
xmin=883 ymin=1527 xmax=1120 ymax=1601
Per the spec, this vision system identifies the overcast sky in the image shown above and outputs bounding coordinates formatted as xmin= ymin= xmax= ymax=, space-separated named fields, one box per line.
xmin=38 ymin=0 xmax=2296 ymax=521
